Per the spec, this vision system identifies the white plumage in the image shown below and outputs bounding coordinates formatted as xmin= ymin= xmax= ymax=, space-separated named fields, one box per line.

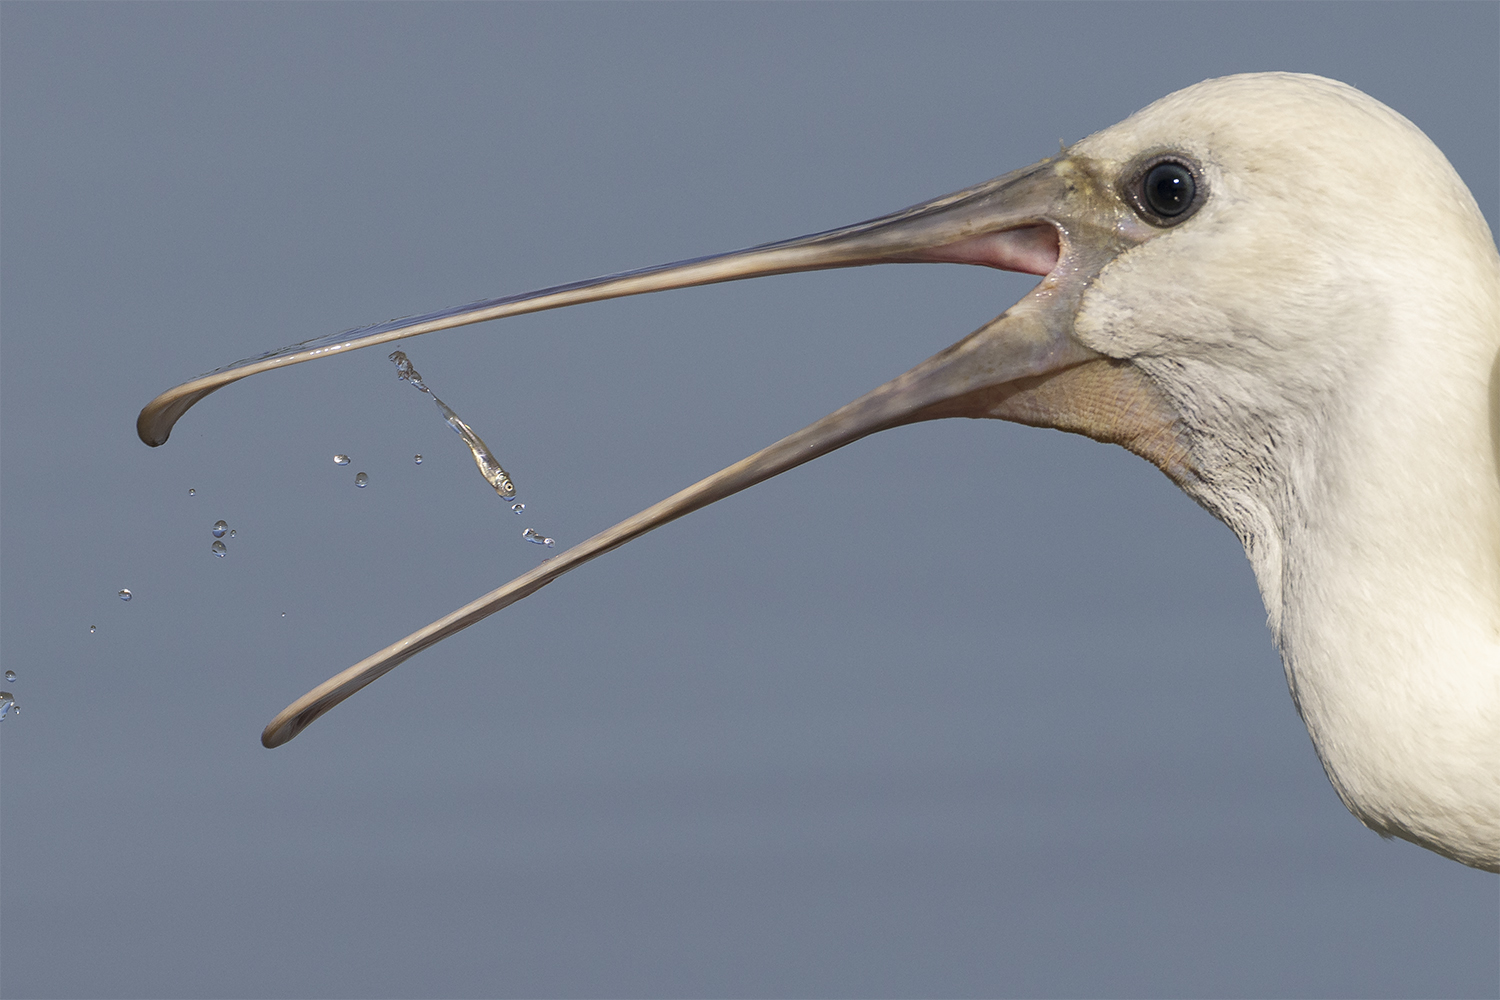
xmin=139 ymin=73 xmax=1500 ymax=871
xmin=1069 ymin=75 xmax=1500 ymax=871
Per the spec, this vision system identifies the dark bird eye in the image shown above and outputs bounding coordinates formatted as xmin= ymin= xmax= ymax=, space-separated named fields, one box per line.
xmin=1143 ymin=161 xmax=1195 ymax=217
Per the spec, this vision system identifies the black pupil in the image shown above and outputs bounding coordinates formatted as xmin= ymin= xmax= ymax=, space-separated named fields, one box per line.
xmin=1144 ymin=162 xmax=1193 ymax=217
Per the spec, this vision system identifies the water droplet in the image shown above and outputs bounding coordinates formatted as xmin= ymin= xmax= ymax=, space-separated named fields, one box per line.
xmin=89 ymin=625 xmax=96 ymax=634
xmin=212 ymin=519 xmax=229 ymax=538
xmin=390 ymin=350 xmax=429 ymax=391
xmin=229 ymin=529 xmax=236 ymax=538
xmin=414 ymin=454 xmax=423 ymax=465
xmin=5 ymin=670 xmax=15 ymax=682
xmin=355 ymin=472 xmax=369 ymax=487
xmin=0 ymin=693 xmax=17 ymax=720
xmin=334 ymin=454 xmax=351 ymax=466
xmin=522 ymin=527 xmax=555 ymax=548
xmin=280 ymin=612 xmax=286 ymax=618
xmin=212 ymin=540 xmax=227 ymax=557
xmin=511 ymin=503 xmax=525 ymax=514
xmin=118 ymin=589 xmax=132 ymax=601
xmin=188 ymin=488 xmax=196 ymax=496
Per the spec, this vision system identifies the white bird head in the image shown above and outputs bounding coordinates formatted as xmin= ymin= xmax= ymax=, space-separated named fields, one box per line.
xmin=139 ymin=73 xmax=1500 ymax=870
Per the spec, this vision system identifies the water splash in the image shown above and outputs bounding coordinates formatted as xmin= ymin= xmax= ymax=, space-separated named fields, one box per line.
xmin=118 ymin=589 xmax=132 ymax=602
xmin=389 ymin=350 xmax=517 ymax=500
xmin=389 ymin=350 xmax=429 ymax=392
xmin=355 ymin=472 xmax=369 ymax=488
xmin=334 ymin=454 xmax=351 ymax=466
xmin=212 ymin=540 xmax=227 ymax=557
xmin=522 ymin=528 xmax=555 ymax=548
xmin=212 ymin=520 xmax=229 ymax=538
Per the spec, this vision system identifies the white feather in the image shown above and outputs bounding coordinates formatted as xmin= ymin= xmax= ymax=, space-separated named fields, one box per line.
xmin=1073 ymin=74 xmax=1500 ymax=870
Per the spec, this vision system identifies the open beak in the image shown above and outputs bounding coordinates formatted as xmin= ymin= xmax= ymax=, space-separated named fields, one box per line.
xmin=136 ymin=150 xmax=1170 ymax=747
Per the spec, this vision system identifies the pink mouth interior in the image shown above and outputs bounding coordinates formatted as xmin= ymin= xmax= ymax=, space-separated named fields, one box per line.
xmin=913 ymin=224 xmax=1060 ymax=277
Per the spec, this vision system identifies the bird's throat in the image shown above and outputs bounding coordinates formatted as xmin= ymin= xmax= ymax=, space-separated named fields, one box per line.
xmin=961 ymin=358 xmax=1198 ymax=489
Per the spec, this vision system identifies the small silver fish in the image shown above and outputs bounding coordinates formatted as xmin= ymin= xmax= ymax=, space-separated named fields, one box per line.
xmin=390 ymin=350 xmax=516 ymax=500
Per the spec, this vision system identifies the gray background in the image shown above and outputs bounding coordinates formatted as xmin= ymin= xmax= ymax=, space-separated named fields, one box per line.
xmin=2 ymin=3 xmax=1497 ymax=997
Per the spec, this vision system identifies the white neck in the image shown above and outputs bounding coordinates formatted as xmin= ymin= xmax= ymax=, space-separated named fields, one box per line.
xmin=1169 ymin=267 xmax=1500 ymax=871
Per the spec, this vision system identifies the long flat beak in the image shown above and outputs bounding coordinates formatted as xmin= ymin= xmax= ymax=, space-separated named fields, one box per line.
xmin=140 ymin=158 xmax=1081 ymax=446
xmin=148 ymin=153 xmax=1143 ymax=747
xmin=259 ymin=295 xmax=1104 ymax=745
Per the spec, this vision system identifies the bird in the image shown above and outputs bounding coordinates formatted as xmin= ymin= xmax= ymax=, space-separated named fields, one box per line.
xmin=138 ymin=73 xmax=1500 ymax=872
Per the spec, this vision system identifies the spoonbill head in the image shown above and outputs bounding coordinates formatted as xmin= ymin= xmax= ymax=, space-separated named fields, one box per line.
xmin=138 ymin=73 xmax=1500 ymax=872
